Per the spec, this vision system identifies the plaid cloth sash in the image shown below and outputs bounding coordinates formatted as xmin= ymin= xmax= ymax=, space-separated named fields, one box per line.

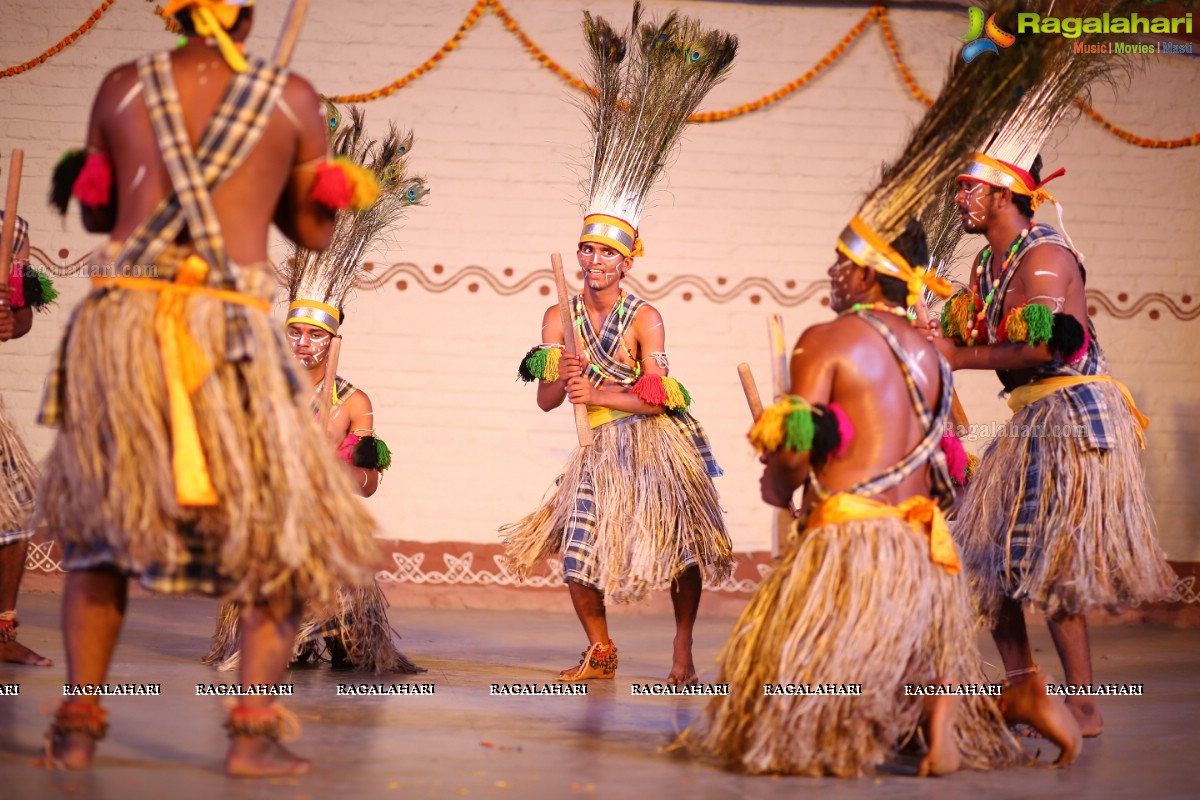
xmin=39 ymin=53 xmax=289 ymax=427
xmin=983 ymin=223 xmax=1116 ymax=451
xmin=1 ymin=211 xmax=29 ymax=260
xmin=574 ymin=291 xmax=721 ymax=477
xmin=811 ymin=312 xmax=956 ymax=510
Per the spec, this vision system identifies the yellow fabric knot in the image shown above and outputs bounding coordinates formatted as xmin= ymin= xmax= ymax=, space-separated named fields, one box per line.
xmin=804 ymin=492 xmax=960 ymax=573
xmin=906 ymin=266 xmax=953 ymax=308
xmin=1029 ymin=188 xmax=1057 ymax=212
xmin=630 ymin=237 xmax=645 ymax=258
xmin=92 ymin=254 xmax=271 ymax=507
xmin=162 ymin=0 xmax=252 ymax=74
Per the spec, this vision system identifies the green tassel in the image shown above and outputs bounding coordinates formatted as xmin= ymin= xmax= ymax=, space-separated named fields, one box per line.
xmin=374 ymin=437 xmax=392 ymax=471
xmin=524 ymin=347 xmax=550 ymax=381
xmin=1022 ymin=303 xmax=1054 ymax=346
xmin=677 ymin=380 xmax=693 ymax=410
xmin=783 ymin=402 xmax=815 ymax=454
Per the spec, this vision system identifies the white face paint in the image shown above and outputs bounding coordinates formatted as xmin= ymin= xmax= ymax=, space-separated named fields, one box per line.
xmin=286 ymin=323 xmax=332 ymax=370
xmin=827 ymin=253 xmax=856 ymax=312
xmin=956 ymin=180 xmax=990 ymax=233
xmin=577 ymin=243 xmax=625 ymax=290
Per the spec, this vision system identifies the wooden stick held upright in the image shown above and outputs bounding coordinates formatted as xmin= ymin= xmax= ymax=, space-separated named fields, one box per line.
xmin=768 ymin=314 xmax=788 ymax=401
xmin=0 ymin=150 xmax=25 ymax=349
xmin=738 ymin=361 xmax=795 ymax=558
xmin=272 ymin=0 xmax=311 ymax=66
xmin=551 ymin=253 xmax=592 ymax=447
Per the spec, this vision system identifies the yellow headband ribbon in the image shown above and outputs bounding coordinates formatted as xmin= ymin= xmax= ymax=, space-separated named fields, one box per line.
xmin=162 ymin=0 xmax=253 ymax=73
xmin=958 ymin=153 xmax=1063 ymax=212
xmin=287 ymin=299 xmax=342 ymax=335
xmin=579 ymin=213 xmax=644 ymax=258
xmin=836 ymin=215 xmax=952 ymax=307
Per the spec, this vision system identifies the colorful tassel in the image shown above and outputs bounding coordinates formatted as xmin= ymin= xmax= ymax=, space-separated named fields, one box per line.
xmin=71 ymin=152 xmax=113 ymax=208
xmin=940 ymin=429 xmax=969 ymax=486
xmin=7 ymin=269 xmax=25 ymax=308
xmin=337 ymin=433 xmax=361 ymax=464
xmin=940 ymin=292 xmax=977 ymax=341
xmin=351 ymin=435 xmax=393 ymax=471
xmin=1021 ymin=303 xmax=1054 ymax=346
xmin=519 ymin=345 xmax=562 ymax=383
xmin=51 ymin=149 xmax=88 ymax=214
xmin=827 ymin=402 xmax=854 ymax=458
xmin=965 ymin=452 xmax=980 ymax=482
xmin=311 ymin=158 xmax=382 ymax=211
xmin=1002 ymin=307 xmax=1029 ymax=343
xmin=22 ymin=269 xmax=59 ymax=311
xmin=749 ymin=396 xmax=816 ymax=455
xmin=631 ymin=375 xmax=692 ymax=411
xmin=1049 ymin=312 xmax=1088 ymax=364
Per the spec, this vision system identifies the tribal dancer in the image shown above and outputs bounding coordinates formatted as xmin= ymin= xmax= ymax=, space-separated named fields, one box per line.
xmin=0 ymin=211 xmax=56 ymax=667
xmin=502 ymin=4 xmax=735 ymax=685
xmin=206 ymin=107 xmax=427 ymax=674
xmin=675 ymin=0 xmax=1082 ymax=774
xmin=933 ymin=4 xmax=1176 ymax=738
xmin=39 ymin=0 xmax=381 ymax=775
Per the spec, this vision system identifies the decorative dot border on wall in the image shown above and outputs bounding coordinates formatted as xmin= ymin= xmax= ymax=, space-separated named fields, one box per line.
xmin=29 ymin=247 xmax=1200 ymax=321
xmin=2 ymin=1 xmax=1197 ymax=147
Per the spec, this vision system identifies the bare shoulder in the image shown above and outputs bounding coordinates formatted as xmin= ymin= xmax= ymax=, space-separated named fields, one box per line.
xmin=343 ymin=385 xmax=374 ymax=414
xmin=798 ymin=316 xmax=856 ymax=353
xmin=632 ymin=302 xmax=664 ymax=332
xmin=282 ymin=72 xmax=321 ymax=105
xmin=96 ymin=62 xmax=140 ymax=104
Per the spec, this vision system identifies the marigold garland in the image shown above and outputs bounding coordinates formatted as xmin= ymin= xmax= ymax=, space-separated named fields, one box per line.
xmin=0 ymin=0 xmax=114 ymax=80
xmin=4 ymin=0 xmax=1195 ymax=148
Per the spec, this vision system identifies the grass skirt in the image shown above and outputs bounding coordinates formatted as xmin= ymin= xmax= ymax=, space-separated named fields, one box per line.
xmin=0 ymin=396 xmax=37 ymax=545
xmin=501 ymin=413 xmax=732 ymax=604
xmin=673 ymin=515 xmax=1023 ymax=776
xmin=37 ymin=252 xmax=380 ymax=613
xmin=952 ymin=381 xmax=1176 ymax=622
xmin=204 ymin=580 xmax=422 ymax=674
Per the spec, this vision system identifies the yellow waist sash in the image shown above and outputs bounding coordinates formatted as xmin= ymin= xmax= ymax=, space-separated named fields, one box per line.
xmin=92 ymin=255 xmax=271 ymax=507
xmin=587 ymin=405 xmax=634 ymax=429
xmin=1007 ymin=375 xmax=1149 ymax=448
xmin=804 ymin=493 xmax=960 ymax=574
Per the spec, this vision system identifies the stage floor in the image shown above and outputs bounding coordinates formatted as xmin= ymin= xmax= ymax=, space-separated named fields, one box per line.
xmin=1 ymin=593 xmax=1197 ymax=799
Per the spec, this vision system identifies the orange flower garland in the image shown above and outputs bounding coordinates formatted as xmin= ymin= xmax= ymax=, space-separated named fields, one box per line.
xmin=3 ymin=0 xmax=1196 ymax=148
xmin=0 ymin=0 xmax=114 ymax=80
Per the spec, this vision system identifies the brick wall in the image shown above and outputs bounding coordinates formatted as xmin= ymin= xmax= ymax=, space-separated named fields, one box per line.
xmin=2 ymin=1 xmax=1198 ymax=558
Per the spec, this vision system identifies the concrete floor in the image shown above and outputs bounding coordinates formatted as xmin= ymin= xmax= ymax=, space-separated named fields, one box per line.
xmin=1 ymin=593 xmax=1197 ymax=800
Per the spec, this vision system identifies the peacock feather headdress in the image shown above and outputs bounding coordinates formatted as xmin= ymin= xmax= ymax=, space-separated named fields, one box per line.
xmin=285 ymin=103 xmax=429 ymax=334
xmin=577 ymin=2 xmax=737 ymax=257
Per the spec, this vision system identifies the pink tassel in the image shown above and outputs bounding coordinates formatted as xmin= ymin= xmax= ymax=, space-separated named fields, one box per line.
xmin=940 ymin=429 xmax=968 ymax=485
xmin=8 ymin=267 xmax=25 ymax=307
xmin=1065 ymin=328 xmax=1090 ymax=365
xmin=336 ymin=433 xmax=360 ymax=465
xmin=71 ymin=153 xmax=113 ymax=207
xmin=828 ymin=402 xmax=854 ymax=458
xmin=632 ymin=375 xmax=667 ymax=406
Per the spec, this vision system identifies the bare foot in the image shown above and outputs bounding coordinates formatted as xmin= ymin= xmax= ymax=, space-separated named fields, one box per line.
xmin=666 ymin=635 xmax=698 ymax=686
xmin=1000 ymin=672 xmax=1083 ymax=766
xmin=1065 ymin=697 xmax=1104 ymax=737
xmin=0 ymin=640 xmax=53 ymax=666
xmin=225 ymin=737 xmax=312 ymax=777
xmin=918 ymin=688 xmax=961 ymax=777
xmin=42 ymin=731 xmax=97 ymax=769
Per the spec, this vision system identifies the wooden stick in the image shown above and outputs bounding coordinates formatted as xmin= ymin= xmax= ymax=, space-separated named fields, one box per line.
xmin=915 ymin=295 xmax=970 ymax=432
xmin=768 ymin=314 xmax=788 ymax=401
xmin=0 ymin=151 xmax=24 ymax=348
xmin=737 ymin=361 xmax=796 ymax=559
xmin=317 ymin=335 xmax=343 ymax=433
xmin=551 ymin=253 xmax=592 ymax=447
xmin=272 ymin=0 xmax=312 ymax=67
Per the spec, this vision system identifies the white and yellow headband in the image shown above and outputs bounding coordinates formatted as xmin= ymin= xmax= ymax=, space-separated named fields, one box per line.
xmin=836 ymin=215 xmax=952 ymax=307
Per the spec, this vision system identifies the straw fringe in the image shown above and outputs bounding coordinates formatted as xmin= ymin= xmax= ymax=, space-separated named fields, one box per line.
xmin=673 ymin=516 xmax=1023 ymax=776
xmin=952 ymin=381 xmax=1176 ymax=622
xmin=501 ymin=414 xmax=731 ymax=604
xmin=204 ymin=581 xmax=422 ymax=674
xmin=0 ymin=397 xmax=38 ymax=536
xmin=37 ymin=262 xmax=380 ymax=614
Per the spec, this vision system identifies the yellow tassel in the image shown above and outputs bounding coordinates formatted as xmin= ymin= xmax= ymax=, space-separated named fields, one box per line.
xmin=334 ymin=159 xmax=382 ymax=210
xmin=544 ymin=347 xmax=561 ymax=383
xmin=748 ymin=400 xmax=791 ymax=454
xmin=1004 ymin=308 xmax=1029 ymax=343
xmin=663 ymin=377 xmax=686 ymax=410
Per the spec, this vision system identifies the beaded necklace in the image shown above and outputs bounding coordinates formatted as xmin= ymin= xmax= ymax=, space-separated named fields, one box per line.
xmin=844 ymin=301 xmax=917 ymax=326
xmin=966 ymin=228 xmax=1029 ymax=345
xmin=573 ymin=292 xmax=642 ymax=386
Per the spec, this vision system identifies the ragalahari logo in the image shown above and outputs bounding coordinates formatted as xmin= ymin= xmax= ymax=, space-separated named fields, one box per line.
xmin=961 ymin=7 xmax=1017 ymax=62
